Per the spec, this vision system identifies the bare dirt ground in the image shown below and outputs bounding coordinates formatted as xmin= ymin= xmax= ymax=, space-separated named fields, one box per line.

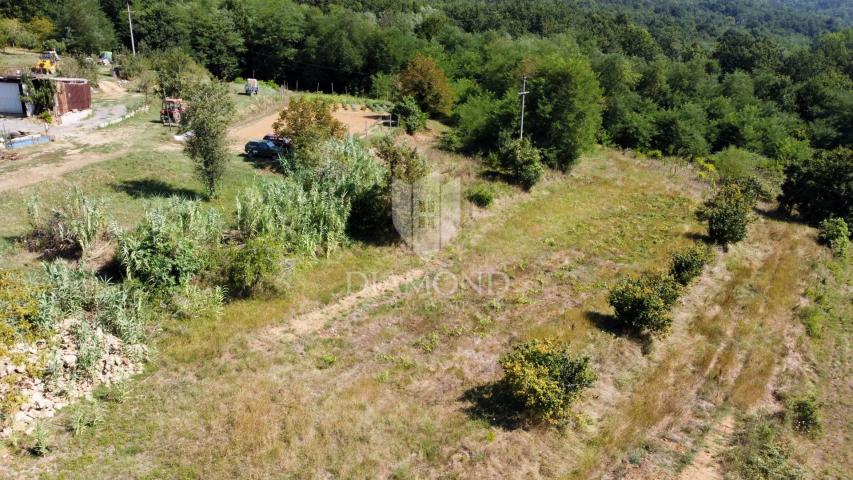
xmin=678 ymin=415 xmax=734 ymax=480
xmin=230 ymin=107 xmax=387 ymax=150
xmin=0 ymin=148 xmax=126 ymax=192
xmin=94 ymin=78 xmax=126 ymax=99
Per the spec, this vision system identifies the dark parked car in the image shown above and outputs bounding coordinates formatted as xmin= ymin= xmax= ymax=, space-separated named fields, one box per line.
xmin=244 ymin=139 xmax=284 ymax=158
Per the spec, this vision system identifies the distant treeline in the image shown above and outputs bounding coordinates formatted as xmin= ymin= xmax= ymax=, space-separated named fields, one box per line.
xmin=2 ymin=0 xmax=851 ymax=159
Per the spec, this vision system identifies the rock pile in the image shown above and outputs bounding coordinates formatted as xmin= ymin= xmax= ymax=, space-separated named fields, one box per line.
xmin=0 ymin=318 xmax=147 ymax=437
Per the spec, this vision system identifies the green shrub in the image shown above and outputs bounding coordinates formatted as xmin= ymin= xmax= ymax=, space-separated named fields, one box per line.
xmin=373 ymin=135 xmax=428 ymax=183
xmin=797 ymin=306 xmax=824 ymax=338
xmin=224 ymin=236 xmax=284 ymax=297
xmin=392 ymin=96 xmax=427 ymax=134
xmin=27 ymin=188 xmax=107 ymax=255
xmin=818 ymin=217 xmax=850 ymax=257
xmin=711 ymin=146 xmax=772 ymax=182
xmin=722 ymin=416 xmax=804 ymax=480
xmin=608 ymin=272 xmax=682 ymax=337
xmin=118 ymin=199 xmax=223 ymax=289
xmin=669 ymin=244 xmax=713 ymax=285
xmin=645 ymin=149 xmax=663 ymax=159
xmin=494 ymin=136 xmax=545 ymax=190
xmin=0 ymin=272 xmax=42 ymax=354
xmin=465 ymin=183 xmax=496 ymax=208
xmin=696 ymin=183 xmax=755 ymax=245
xmin=779 ymin=147 xmax=852 ymax=226
xmin=499 ymin=338 xmax=596 ymax=422
xmin=788 ymin=395 xmax=822 ymax=434
xmin=94 ymin=283 xmax=148 ymax=344
xmin=34 ymin=261 xmax=99 ymax=330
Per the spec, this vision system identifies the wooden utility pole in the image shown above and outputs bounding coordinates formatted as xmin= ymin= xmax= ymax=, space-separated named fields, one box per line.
xmin=518 ymin=75 xmax=529 ymax=140
xmin=127 ymin=3 xmax=136 ymax=55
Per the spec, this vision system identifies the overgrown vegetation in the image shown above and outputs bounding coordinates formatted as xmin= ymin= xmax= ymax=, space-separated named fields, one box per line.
xmin=780 ymin=147 xmax=852 ymax=226
xmin=818 ymin=217 xmax=850 ymax=257
xmin=722 ymin=416 xmax=805 ymax=480
xmin=26 ymin=188 xmax=107 ymax=256
xmin=117 ymin=198 xmax=223 ymax=289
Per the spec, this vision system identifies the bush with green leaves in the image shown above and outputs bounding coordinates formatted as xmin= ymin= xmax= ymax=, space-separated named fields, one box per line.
xmin=818 ymin=217 xmax=849 ymax=257
xmin=223 ymin=236 xmax=284 ymax=297
xmin=465 ymin=182 xmax=496 ymax=208
xmin=373 ymin=135 xmax=428 ymax=183
xmin=117 ymin=198 xmax=223 ymax=289
xmin=608 ymin=272 xmax=683 ymax=337
xmin=273 ymin=97 xmax=346 ymax=150
xmin=669 ymin=244 xmax=713 ymax=286
xmin=499 ymin=338 xmax=596 ymax=422
xmin=34 ymin=261 xmax=100 ymax=331
xmin=787 ymin=394 xmax=822 ymax=434
xmin=696 ymin=183 xmax=755 ymax=245
xmin=0 ymin=271 xmax=42 ymax=354
xmin=779 ymin=147 xmax=852 ymax=226
xmin=29 ymin=262 xmax=149 ymax=346
xmin=27 ymin=188 xmax=107 ymax=255
xmin=392 ymin=96 xmax=427 ymax=134
xmin=494 ymin=136 xmax=545 ymax=190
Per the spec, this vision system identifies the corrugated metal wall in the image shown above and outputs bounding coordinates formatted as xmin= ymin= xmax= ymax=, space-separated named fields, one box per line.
xmin=54 ymin=80 xmax=91 ymax=115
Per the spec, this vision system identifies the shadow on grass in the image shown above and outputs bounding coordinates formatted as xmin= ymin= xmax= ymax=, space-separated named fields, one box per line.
xmin=461 ymin=381 xmax=528 ymax=430
xmin=683 ymin=231 xmax=711 ymax=243
xmin=239 ymin=153 xmax=280 ymax=171
xmin=113 ymin=179 xmax=199 ymax=200
xmin=584 ymin=310 xmax=652 ymax=352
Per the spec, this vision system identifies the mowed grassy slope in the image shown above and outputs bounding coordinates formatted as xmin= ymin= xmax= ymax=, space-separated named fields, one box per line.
xmin=1 ymin=148 xmax=840 ymax=479
xmin=0 ymin=109 xmax=278 ymax=265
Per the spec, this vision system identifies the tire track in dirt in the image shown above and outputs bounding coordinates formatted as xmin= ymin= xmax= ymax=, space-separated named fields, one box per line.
xmin=0 ymin=149 xmax=127 ymax=192
xmin=249 ymin=268 xmax=425 ymax=350
xmin=678 ymin=415 xmax=735 ymax=480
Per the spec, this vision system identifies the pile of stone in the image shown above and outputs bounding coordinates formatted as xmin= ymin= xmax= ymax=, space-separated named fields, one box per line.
xmin=0 ymin=318 xmax=147 ymax=437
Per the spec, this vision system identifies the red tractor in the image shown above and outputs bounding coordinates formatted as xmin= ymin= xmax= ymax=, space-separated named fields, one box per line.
xmin=160 ymin=98 xmax=185 ymax=126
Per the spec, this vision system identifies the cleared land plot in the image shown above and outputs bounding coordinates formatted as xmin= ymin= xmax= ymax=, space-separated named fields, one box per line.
xmin=1 ymin=149 xmax=825 ymax=479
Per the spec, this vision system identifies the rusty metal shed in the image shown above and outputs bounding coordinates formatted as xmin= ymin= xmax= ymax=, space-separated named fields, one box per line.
xmin=52 ymin=77 xmax=91 ymax=116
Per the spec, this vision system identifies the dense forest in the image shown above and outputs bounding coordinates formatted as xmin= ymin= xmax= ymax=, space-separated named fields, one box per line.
xmin=1 ymin=0 xmax=851 ymax=199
